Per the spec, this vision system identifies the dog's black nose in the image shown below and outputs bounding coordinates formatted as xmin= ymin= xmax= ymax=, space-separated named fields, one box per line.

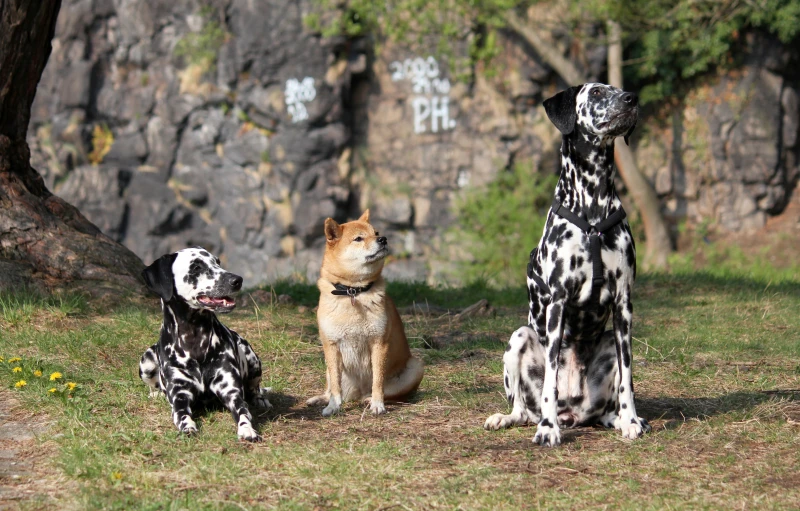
xmin=377 ymin=236 xmax=387 ymax=245
xmin=622 ymin=92 xmax=638 ymax=106
xmin=228 ymin=274 xmax=243 ymax=291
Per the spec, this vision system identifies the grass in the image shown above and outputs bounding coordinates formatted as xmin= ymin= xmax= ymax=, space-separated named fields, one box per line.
xmin=1 ymin=271 xmax=799 ymax=510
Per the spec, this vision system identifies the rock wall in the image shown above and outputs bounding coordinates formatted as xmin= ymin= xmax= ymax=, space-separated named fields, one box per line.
xmin=29 ymin=0 xmax=362 ymax=284
xmin=26 ymin=3 xmax=800 ymax=286
xmin=636 ymin=35 xmax=800 ymax=233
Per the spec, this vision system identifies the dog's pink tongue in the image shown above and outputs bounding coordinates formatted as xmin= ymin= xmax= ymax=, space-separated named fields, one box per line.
xmin=200 ymin=296 xmax=234 ymax=307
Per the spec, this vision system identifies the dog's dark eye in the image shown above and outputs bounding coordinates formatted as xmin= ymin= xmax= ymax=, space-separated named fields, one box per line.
xmin=374 ymin=231 xmax=379 ymax=236
xmin=591 ymin=89 xmax=602 ymax=96
xmin=354 ymin=236 xmax=364 ymax=242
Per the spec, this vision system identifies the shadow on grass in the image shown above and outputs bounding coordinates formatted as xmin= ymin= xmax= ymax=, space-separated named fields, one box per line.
xmin=637 ymin=390 xmax=800 ymax=424
xmin=635 ymin=271 xmax=800 ymax=305
xmin=265 ymin=270 xmax=799 ymax=309
xmin=1 ymin=269 xmax=795 ymax=317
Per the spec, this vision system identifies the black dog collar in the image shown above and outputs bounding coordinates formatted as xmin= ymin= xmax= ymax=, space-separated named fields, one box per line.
xmin=331 ymin=282 xmax=374 ymax=305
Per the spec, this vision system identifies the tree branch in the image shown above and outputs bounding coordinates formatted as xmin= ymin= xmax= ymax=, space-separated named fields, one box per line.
xmin=503 ymin=12 xmax=584 ymax=86
xmin=502 ymin=12 xmax=672 ymax=269
xmin=607 ymin=20 xmax=670 ymax=269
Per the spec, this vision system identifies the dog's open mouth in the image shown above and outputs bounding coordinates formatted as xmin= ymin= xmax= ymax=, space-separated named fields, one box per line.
xmin=197 ymin=295 xmax=236 ymax=311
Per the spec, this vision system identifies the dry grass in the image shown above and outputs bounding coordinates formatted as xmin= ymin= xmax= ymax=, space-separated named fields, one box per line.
xmin=1 ymin=274 xmax=799 ymax=510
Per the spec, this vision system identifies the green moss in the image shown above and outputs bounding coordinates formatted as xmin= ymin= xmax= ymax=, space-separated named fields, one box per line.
xmin=173 ymin=10 xmax=226 ymax=73
xmin=88 ymin=124 xmax=114 ymax=166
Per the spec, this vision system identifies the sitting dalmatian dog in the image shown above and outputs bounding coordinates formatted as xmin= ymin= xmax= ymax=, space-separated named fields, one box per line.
xmin=484 ymin=83 xmax=651 ymax=447
xmin=138 ymin=248 xmax=271 ymax=442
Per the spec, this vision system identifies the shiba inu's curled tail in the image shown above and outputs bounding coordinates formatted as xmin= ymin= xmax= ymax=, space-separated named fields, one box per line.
xmin=385 ymin=356 xmax=424 ymax=400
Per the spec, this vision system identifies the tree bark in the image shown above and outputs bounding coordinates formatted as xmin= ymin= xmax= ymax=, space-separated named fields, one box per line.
xmin=0 ymin=0 xmax=144 ymax=295
xmin=503 ymin=11 xmax=672 ymax=269
xmin=607 ymin=20 xmax=670 ymax=269
xmin=503 ymin=13 xmax=584 ymax=86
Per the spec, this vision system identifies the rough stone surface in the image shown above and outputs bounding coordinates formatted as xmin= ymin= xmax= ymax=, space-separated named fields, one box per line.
xmin=636 ymin=37 xmax=800 ymax=234
xmin=27 ymin=3 xmax=800 ymax=284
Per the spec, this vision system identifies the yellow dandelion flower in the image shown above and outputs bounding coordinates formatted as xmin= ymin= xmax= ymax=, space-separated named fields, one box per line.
xmin=49 ymin=372 xmax=63 ymax=381
xmin=15 ymin=380 xmax=27 ymax=388
xmin=0 ymin=356 xmax=4 ymax=362
xmin=33 ymin=370 xmax=43 ymax=377
xmin=12 ymin=366 xmax=22 ymax=373
xmin=9 ymin=357 xmax=21 ymax=363
xmin=111 ymin=472 xmax=123 ymax=480
xmin=48 ymin=388 xmax=58 ymax=394
xmin=66 ymin=382 xmax=77 ymax=391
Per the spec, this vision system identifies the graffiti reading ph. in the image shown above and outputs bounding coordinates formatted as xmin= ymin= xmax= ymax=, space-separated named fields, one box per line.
xmin=390 ymin=56 xmax=456 ymax=134
xmin=285 ymin=77 xmax=316 ymax=123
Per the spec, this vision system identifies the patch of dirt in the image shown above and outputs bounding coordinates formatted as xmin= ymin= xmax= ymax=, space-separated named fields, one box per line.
xmin=0 ymin=391 xmax=65 ymax=510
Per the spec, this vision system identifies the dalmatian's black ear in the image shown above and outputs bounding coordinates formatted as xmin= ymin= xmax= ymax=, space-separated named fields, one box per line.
xmin=543 ymin=86 xmax=580 ymax=135
xmin=624 ymin=121 xmax=637 ymax=146
xmin=142 ymin=253 xmax=178 ymax=302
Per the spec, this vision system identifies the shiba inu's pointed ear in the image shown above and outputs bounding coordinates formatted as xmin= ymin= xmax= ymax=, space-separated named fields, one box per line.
xmin=357 ymin=210 xmax=370 ymax=223
xmin=324 ymin=218 xmax=342 ymax=243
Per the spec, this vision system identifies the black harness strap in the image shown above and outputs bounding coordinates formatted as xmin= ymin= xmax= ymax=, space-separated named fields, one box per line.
xmin=331 ymin=282 xmax=374 ymax=305
xmin=529 ymin=200 xmax=627 ymax=296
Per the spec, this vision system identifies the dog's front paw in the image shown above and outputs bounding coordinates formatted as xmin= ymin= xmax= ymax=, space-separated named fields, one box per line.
xmin=237 ymin=423 xmax=262 ymax=442
xmin=179 ymin=417 xmax=198 ymax=436
xmin=321 ymin=395 xmax=342 ymax=417
xmin=251 ymin=388 xmax=273 ymax=409
xmin=621 ymin=416 xmax=650 ymax=440
xmin=369 ymin=399 xmax=386 ymax=415
xmin=306 ymin=394 xmax=329 ymax=406
xmin=533 ymin=421 xmax=561 ymax=447
xmin=484 ymin=413 xmax=518 ymax=430
xmin=148 ymin=389 xmax=164 ymax=399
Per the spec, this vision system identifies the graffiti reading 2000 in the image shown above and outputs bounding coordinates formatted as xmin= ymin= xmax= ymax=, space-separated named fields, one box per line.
xmin=390 ymin=56 xmax=456 ymax=134
xmin=285 ymin=77 xmax=316 ymax=123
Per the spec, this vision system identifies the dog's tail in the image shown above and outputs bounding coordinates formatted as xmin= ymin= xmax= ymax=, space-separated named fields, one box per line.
xmin=384 ymin=356 xmax=424 ymax=400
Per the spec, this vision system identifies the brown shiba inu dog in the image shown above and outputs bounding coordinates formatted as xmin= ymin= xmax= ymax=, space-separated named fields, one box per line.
xmin=307 ymin=210 xmax=424 ymax=416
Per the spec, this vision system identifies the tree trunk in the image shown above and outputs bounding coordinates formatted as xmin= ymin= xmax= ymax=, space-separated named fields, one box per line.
xmin=0 ymin=0 xmax=144 ymax=295
xmin=607 ymin=20 xmax=670 ymax=270
xmin=503 ymin=11 xmax=672 ymax=270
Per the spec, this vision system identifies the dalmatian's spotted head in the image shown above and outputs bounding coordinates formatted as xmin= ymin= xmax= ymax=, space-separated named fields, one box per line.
xmin=142 ymin=248 xmax=243 ymax=313
xmin=544 ymin=83 xmax=638 ymax=144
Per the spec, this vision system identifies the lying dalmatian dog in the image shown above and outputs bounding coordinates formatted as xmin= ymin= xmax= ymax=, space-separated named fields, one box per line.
xmin=484 ymin=83 xmax=651 ymax=446
xmin=139 ymin=248 xmax=271 ymax=442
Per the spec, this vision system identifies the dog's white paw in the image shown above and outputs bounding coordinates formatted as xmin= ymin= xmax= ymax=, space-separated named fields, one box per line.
xmin=251 ymin=388 xmax=273 ymax=409
xmin=621 ymin=416 xmax=651 ymax=440
xmin=306 ymin=394 xmax=329 ymax=406
xmin=148 ymin=389 xmax=164 ymax=399
xmin=253 ymin=397 xmax=273 ymax=409
xmin=533 ymin=421 xmax=561 ymax=447
xmin=321 ymin=404 xmax=340 ymax=416
xmin=484 ymin=413 xmax=518 ymax=430
xmin=179 ymin=417 xmax=198 ymax=436
xmin=321 ymin=395 xmax=342 ymax=417
xmin=237 ymin=422 xmax=262 ymax=442
xmin=369 ymin=399 xmax=386 ymax=415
